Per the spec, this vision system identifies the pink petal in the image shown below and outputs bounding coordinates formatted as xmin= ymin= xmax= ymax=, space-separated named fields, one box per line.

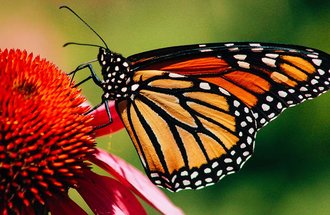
xmin=46 ymin=193 xmax=87 ymax=215
xmin=76 ymin=170 xmax=146 ymax=215
xmin=90 ymin=148 xmax=184 ymax=215
xmin=89 ymin=101 xmax=124 ymax=137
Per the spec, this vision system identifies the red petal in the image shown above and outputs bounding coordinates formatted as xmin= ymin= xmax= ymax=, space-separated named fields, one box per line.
xmin=91 ymin=148 xmax=184 ymax=215
xmin=89 ymin=101 xmax=124 ymax=137
xmin=76 ymin=170 xmax=146 ymax=215
xmin=46 ymin=193 xmax=87 ymax=215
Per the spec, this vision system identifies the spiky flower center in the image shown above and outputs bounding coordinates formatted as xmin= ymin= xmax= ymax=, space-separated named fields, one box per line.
xmin=0 ymin=49 xmax=95 ymax=213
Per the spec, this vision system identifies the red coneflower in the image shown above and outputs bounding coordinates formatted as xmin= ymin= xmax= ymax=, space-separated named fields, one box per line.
xmin=0 ymin=49 xmax=182 ymax=215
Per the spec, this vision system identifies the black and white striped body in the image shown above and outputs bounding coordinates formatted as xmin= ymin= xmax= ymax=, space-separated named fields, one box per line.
xmin=98 ymin=47 xmax=132 ymax=100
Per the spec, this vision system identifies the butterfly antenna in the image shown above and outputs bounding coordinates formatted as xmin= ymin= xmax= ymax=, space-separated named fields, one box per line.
xmin=63 ymin=42 xmax=104 ymax=48
xmin=60 ymin=5 xmax=109 ymax=50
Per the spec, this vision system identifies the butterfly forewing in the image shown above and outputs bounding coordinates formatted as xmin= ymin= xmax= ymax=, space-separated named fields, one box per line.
xmin=129 ymin=43 xmax=330 ymax=129
xmin=116 ymin=70 xmax=257 ymax=191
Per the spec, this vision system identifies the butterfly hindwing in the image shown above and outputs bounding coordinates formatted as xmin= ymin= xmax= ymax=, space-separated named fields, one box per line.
xmin=129 ymin=43 xmax=330 ymax=129
xmin=116 ymin=70 xmax=257 ymax=191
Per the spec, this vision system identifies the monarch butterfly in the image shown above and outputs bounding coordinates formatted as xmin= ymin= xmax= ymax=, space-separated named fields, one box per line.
xmin=61 ymin=6 xmax=330 ymax=192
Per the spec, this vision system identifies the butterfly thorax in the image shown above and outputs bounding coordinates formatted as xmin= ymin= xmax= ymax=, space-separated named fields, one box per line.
xmin=98 ymin=47 xmax=132 ymax=100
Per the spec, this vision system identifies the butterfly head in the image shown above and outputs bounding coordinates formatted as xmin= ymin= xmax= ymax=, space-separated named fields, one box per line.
xmin=98 ymin=47 xmax=132 ymax=100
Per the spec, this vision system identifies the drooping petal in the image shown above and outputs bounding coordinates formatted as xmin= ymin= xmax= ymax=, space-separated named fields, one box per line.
xmin=91 ymin=148 xmax=184 ymax=215
xmin=47 ymin=193 xmax=87 ymax=215
xmin=76 ymin=170 xmax=147 ymax=215
xmin=89 ymin=101 xmax=125 ymax=137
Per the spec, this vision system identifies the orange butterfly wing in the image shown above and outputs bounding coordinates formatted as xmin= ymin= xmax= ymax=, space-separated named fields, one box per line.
xmin=116 ymin=70 xmax=257 ymax=191
xmin=130 ymin=43 xmax=330 ymax=129
xmin=115 ymin=43 xmax=330 ymax=191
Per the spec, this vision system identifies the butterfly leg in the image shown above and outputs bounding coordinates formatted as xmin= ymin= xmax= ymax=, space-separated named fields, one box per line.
xmin=84 ymin=99 xmax=113 ymax=129
xmin=67 ymin=60 xmax=101 ymax=87
xmin=68 ymin=62 xmax=113 ymax=129
xmin=97 ymin=99 xmax=113 ymax=129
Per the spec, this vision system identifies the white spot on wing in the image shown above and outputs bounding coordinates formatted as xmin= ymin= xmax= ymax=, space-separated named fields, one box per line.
xmin=169 ymin=73 xmax=185 ymax=78
xmin=262 ymin=57 xmax=277 ymax=67
xmin=181 ymin=170 xmax=188 ymax=176
xmin=233 ymin=54 xmax=247 ymax=60
xmin=225 ymin=43 xmax=234 ymax=47
xmin=236 ymin=157 xmax=242 ymax=165
xmin=200 ymin=49 xmax=213 ymax=52
xmin=191 ymin=171 xmax=198 ymax=179
xmin=247 ymin=136 xmax=252 ymax=144
xmin=312 ymin=59 xmax=322 ymax=66
xmin=307 ymin=54 xmax=318 ymax=58
xmin=195 ymin=180 xmax=202 ymax=186
xmin=212 ymin=162 xmax=219 ymax=168
xmin=243 ymin=151 xmax=250 ymax=156
xmin=200 ymin=82 xmax=211 ymax=90
xmin=233 ymin=100 xmax=240 ymax=107
xmin=150 ymin=173 xmax=159 ymax=178
xmin=229 ymin=47 xmax=239 ymax=51
xmin=219 ymin=87 xmax=230 ymax=96
xmin=238 ymin=61 xmax=250 ymax=69
xmin=300 ymin=86 xmax=308 ymax=91
xmin=183 ymin=180 xmax=191 ymax=186
xmin=251 ymin=47 xmax=264 ymax=52
xmin=278 ymin=90 xmax=288 ymax=97
xmin=224 ymin=158 xmax=232 ymax=163
xmin=205 ymin=178 xmax=213 ymax=183
xmin=311 ymin=79 xmax=318 ymax=85
xmin=266 ymin=96 xmax=273 ymax=102
xmin=318 ymin=69 xmax=325 ymax=75
xmin=262 ymin=103 xmax=270 ymax=111
xmin=131 ymin=84 xmax=139 ymax=91
xmin=250 ymin=43 xmax=261 ymax=47
xmin=265 ymin=53 xmax=279 ymax=58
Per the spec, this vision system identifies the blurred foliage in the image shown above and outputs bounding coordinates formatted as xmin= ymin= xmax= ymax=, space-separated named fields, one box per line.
xmin=1 ymin=1 xmax=329 ymax=214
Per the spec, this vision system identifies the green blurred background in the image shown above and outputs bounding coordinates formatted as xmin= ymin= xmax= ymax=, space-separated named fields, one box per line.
xmin=1 ymin=1 xmax=329 ymax=214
